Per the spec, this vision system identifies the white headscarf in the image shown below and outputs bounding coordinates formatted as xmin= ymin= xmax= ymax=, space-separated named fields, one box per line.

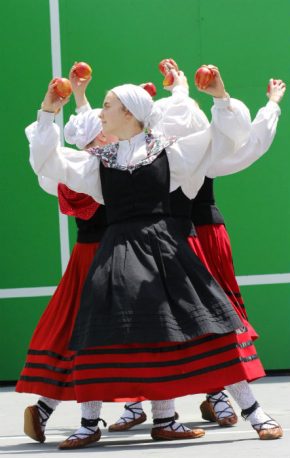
xmin=112 ymin=84 xmax=161 ymax=129
xmin=64 ymin=108 xmax=102 ymax=150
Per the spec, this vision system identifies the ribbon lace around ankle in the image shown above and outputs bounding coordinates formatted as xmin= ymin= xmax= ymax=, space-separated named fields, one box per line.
xmin=251 ymin=417 xmax=279 ymax=431
xmin=207 ymin=392 xmax=234 ymax=419
xmin=117 ymin=404 xmax=144 ymax=424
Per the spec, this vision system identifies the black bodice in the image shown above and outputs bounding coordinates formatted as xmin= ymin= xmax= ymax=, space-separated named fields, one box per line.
xmin=100 ymin=150 xmax=171 ymax=225
xmin=169 ymin=187 xmax=196 ymax=236
xmin=193 ymin=177 xmax=215 ymax=205
xmin=75 ymin=205 xmax=107 ymax=243
xmin=191 ymin=177 xmax=224 ymax=226
xmin=170 ymin=187 xmax=192 ymax=219
xmin=170 ymin=179 xmax=224 ymax=229
xmin=77 ymin=157 xmax=224 ymax=244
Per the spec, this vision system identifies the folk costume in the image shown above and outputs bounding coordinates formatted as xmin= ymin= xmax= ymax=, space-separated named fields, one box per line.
xmin=26 ymin=84 xmax=264 ymax=403
xmin=60 ymin=86 xmax=282 ymax=439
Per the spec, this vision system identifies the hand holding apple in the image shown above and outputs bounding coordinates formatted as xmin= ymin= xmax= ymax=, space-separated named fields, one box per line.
xmin=195 ymin=65 xmax=227 ymax=98
xmin=52 ymin=78 xmax=72 ymax=98
xmin=163 ymin=70 xmax=175 ymax=88
xmin=69 ymin=62 xmax=92 ymax=108
xmin=159 ymin=58 xmax=179 ymax=76
xmin=267 ymin=79 xmax=277 ymax=94
xmin=41 ymin=79 xmax=71 ymax=113
xmin=267 ymin=78 xmax=286 ymax=104
xmin=167 ymin=69 xmax=189 ymax=91
xmin=73 ymin=62 xmax=92 ymax=80
xmin=140 ymin=82 xmax=157 ymax=97
xmin=194 ymin=65 xmax=215 ymax=90
xmin=159 ymin=58 xmax=180 ymax=89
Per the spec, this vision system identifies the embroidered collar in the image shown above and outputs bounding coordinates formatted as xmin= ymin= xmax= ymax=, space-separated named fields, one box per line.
xmin=87 ymin=132 xmax=176 ymax=172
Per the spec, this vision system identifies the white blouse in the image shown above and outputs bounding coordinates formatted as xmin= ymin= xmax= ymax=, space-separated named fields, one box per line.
xmin=26 ymin=95 xmax=255 ymax=204
xmin=63 ymin=87 xmax=280 ymax=180
xmin=64 ymin=86 xmax=251 ymax=147
xmin=154 ymin=86 xmax=210 ymax=136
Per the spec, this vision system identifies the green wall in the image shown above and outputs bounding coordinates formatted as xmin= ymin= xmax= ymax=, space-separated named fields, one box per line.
xmin=1 ymin=0 xmax=289 ymax=380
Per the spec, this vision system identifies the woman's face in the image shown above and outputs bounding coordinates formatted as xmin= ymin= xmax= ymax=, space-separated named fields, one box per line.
xmin=99 ymin=92 xmax=128 ymax=136
xmin=92 ymin=131 xmax=118 ymax=147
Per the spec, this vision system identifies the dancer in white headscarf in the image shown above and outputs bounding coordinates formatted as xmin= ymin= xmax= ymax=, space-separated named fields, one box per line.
xmin=25 ymin=70 xmax=280 ymax=448
xmin=62 ymin=68 xmax=285 ymax=439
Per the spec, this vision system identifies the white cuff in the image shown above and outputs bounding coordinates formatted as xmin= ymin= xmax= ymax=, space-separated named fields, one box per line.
xmin=266 ymin=100 xmax=281 ymax=115
xmin=172 ymin=85 xmax=189 ymax=96
xmin=76 ymin=102 xmax=92 ymax=114
xmin=37 ymin=110 xmax=55 ymax=124
xmin=213 ymin=95 xmax=231 ymax=109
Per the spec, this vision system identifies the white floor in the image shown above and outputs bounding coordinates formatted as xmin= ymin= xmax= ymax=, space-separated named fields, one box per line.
xmin=0 ymin=376 xmax=289 ymax=457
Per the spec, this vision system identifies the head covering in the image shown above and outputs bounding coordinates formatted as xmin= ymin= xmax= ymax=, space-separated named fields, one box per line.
xmin=64 ymin=108 xmax=102 ymax=150
xmin=112 ymin=84 xmax=161 ymax=129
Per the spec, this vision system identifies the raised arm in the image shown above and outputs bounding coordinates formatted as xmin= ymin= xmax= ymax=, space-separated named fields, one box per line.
xmin=69 ymin=62 xmax=92 ymax=110
xmin=165 ymin=69 xmax=253 ymax=199
xmin=26 ymin=81 xmax=103 ymax=203
xmin=157 ymin=65 xmax=251 ymax=147
xmin=64 ymin=63 xmax=102 ymax=149
xmin=207 ymin=79 xmax=286 ymax=177
xmin=154 ymin=70 xmax=209 ymax=136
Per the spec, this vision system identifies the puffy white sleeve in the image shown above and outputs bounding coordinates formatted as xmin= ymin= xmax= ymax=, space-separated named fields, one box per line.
xmin=166 ymin=97 xmax=252 ymax=199
xmin=26 ymin=111 xmax=104 ymax=203
xmin=207 ymin=100 xmax=281 ymax=177
xmin=64 ymin=104 xmax=102 ymax=150
xmin=166 ymin=127 xmax=212 ymax=199
xmin=37 ymin=176 xmax=58 ymax=196
xmin=210 ymin=97 xmax=251 ymax=151
xmin=154 ymin=86 xmax=209 ymax=136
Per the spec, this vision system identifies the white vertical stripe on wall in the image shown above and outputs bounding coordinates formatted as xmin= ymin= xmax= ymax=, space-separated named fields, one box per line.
xmin=49 ymin=0 xmax=70 ymax=273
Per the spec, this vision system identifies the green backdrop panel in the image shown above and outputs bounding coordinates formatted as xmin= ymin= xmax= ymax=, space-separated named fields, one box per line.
xmin=241 ymin=284 xmax=290 ymax=370
xmin=0 ymin=0 xmax=62 ymax=288
xmin=58 ymin=0 xmax=290 ymax=370
xmin=0 ymin=297 xmax=49 ymax=381
xmin=59 ymin=0 xmax=201 ymax=115
xmin=1 ymin=0 xmax=289 ymax=380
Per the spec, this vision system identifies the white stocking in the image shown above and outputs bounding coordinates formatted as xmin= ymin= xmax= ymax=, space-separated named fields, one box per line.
xmin=66 ymin=401 xmax=103 ymax=441
xmin=151 ymin=399 xmax=190 ymax=432
xmin=114 ymin=402 xmax=144 ymax=424
xmin=37 ymin=397 xmax=61 ymax=432
xmin=225 ymin=381 xmax=279 ymax=430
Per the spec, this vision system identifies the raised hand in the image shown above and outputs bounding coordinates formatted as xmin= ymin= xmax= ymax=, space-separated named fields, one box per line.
xmin=196 ymin=65 xmax=228 ymax=99
xmin=267 ymin=79 xmax=286 ymax=104
xmin=41 ymin=80 xmax=71 ymax=114
xmin=163 ymin=69 xmax=189 ymax=92
xmin=69 ymin=62 xmax=92 ymax=108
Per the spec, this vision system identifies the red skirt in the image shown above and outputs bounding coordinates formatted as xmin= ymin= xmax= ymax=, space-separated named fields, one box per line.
xmin=16 ymin=230 xmax=263 ymax=403
xmin=71 ymin=326 xmax=264 ymax=402
xmin=70 ymin=235 xmax=263 ymax=403
xmin=193 ymin=224 xmax=258 ymax=339
xmin=16 ymin=242 xmax=99 ymax=401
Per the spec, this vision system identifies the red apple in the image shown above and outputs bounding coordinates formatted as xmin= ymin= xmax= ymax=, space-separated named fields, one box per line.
xmin=267 ymin=79 xmax=277 ymax=93
xmin=163 ymin=70 xmax=175 ymax=87
xmin=141 ymin=82 xmax=157 ymax=97
xmin=194 ymin=65 xmax=215 ymax=90
xmin=159 ymin=58 xmax=179 ymax=76
xmin=52 ymin=78 xmax=72 ymax=98
xmin=73 ymin=62 xmax=92 ymax=80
